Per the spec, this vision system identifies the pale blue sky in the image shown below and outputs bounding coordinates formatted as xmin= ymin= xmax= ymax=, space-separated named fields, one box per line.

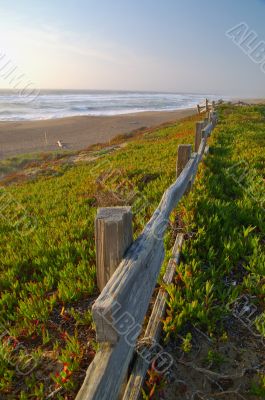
xmin=0 ymin=0 xmax=265 ymax=96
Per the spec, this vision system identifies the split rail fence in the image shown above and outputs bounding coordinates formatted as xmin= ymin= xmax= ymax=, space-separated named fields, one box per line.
xmin=76 ymin=100 xmax=218 ymax=400
xmin=197 ymin=98 xmax=215 ymax=114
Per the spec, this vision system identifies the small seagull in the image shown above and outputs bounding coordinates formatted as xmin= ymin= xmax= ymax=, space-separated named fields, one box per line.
xmin=57 ymin=140 xmax=63 ymax=149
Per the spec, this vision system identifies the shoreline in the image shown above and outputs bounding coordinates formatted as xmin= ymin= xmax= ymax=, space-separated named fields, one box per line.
xmin=0 ymin=108 xmax=197 ymax=160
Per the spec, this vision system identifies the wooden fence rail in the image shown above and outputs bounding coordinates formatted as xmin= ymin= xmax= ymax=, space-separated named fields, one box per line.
xmin=197 ymin=99 xmax=215 ymax=114
xmin=76 ymin=103 xmax=218 ymax=400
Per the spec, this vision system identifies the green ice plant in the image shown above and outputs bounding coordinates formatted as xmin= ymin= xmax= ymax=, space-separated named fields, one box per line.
xmin=162 ymin=104 xmax=265 ymax=397
xmin=0 ymin=105 xmax=264 ymax=398
xmin=0 ymin=114 xmax=199 ymax=398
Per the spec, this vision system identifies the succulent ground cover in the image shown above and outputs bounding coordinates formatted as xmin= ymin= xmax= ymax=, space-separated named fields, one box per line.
xmin=0 ymin=114 xmax=197 ymax=399
xmin=1 ymin=104 xmax=264 ymax=399
xmin=146 ymin=104 xmax=265 ymax=399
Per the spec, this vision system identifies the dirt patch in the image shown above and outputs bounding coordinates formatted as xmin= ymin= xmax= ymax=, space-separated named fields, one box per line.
xmin=157 ymin=319 xmax=264 ymax=399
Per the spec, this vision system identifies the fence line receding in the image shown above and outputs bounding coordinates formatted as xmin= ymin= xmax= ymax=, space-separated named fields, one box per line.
xmin=76 ymin=100 xmax=218 ymax=400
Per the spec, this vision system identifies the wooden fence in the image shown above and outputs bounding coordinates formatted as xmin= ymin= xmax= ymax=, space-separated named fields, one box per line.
xmin=76 ymin=101 xmax=218 ymax=400
xmin=197 ymin=98 xmax=215 ymax=114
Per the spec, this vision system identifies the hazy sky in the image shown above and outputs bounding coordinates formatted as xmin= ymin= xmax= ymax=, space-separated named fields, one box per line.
xmin=0 ymin=0 xmax=265 ymax=96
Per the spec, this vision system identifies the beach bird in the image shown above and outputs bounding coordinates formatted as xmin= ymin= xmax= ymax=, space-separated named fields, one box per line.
xmin=57 ymin=140 xmax=63 ymax=149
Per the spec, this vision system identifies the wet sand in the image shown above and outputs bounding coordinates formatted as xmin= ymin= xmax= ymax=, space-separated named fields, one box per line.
xmin=0 ymin=109 xmax=196 ymax=160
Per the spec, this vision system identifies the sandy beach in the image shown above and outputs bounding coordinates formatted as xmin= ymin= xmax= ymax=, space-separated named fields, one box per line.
xmin=0 ymin=108 xmax=196 ymax=160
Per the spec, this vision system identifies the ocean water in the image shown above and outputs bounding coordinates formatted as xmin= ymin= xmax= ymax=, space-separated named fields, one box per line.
xmin=0 ymin=90 xmax=218 ymax=121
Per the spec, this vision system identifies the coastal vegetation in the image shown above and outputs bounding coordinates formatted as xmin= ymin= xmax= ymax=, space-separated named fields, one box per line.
xmin=150 ymin=104 xmax=265 ymax=399
xmin=0 ymin=114 xmax=197 ymax=398
xmin=0 ymin=104 xmax=264 ymax=399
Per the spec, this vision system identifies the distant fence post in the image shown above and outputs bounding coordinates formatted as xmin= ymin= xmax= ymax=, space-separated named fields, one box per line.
xmin=206 ymin=98 xmax=209 ymax=112
xmin=213 ymin=111 xmax=218 ymax=126
xmin=177 ymin=144 xmax=192 ymax=177
xmin=95 ymin=207 xmax=133 ymax=292
xmin=195 ymin=121 xmax=205 ymax=152
xmin=209 ymin=110 xmax=217 ymax=128
xmin=201 ymin=127 xmax=207 ymax=140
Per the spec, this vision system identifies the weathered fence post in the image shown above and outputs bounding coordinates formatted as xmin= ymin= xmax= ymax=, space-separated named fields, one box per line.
xmin=95 ymin=207 xmax=133 ymax=292
xmin=177 ymin=144 xmax=192 ymax=177
xmin=197 ymin=104 xmax=201 ymax=114
xmin=202 ymin=127 xmax=208 ymax=140
xmin=214 ymin=111 xmax=218 ymax=126
xmin=195 ymin=121 xmax=205 ymax=152
xmin=206 ymin=98 xmax=209 ymax=112
xmin=208 ymin=110 xmax=217 ymax=128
